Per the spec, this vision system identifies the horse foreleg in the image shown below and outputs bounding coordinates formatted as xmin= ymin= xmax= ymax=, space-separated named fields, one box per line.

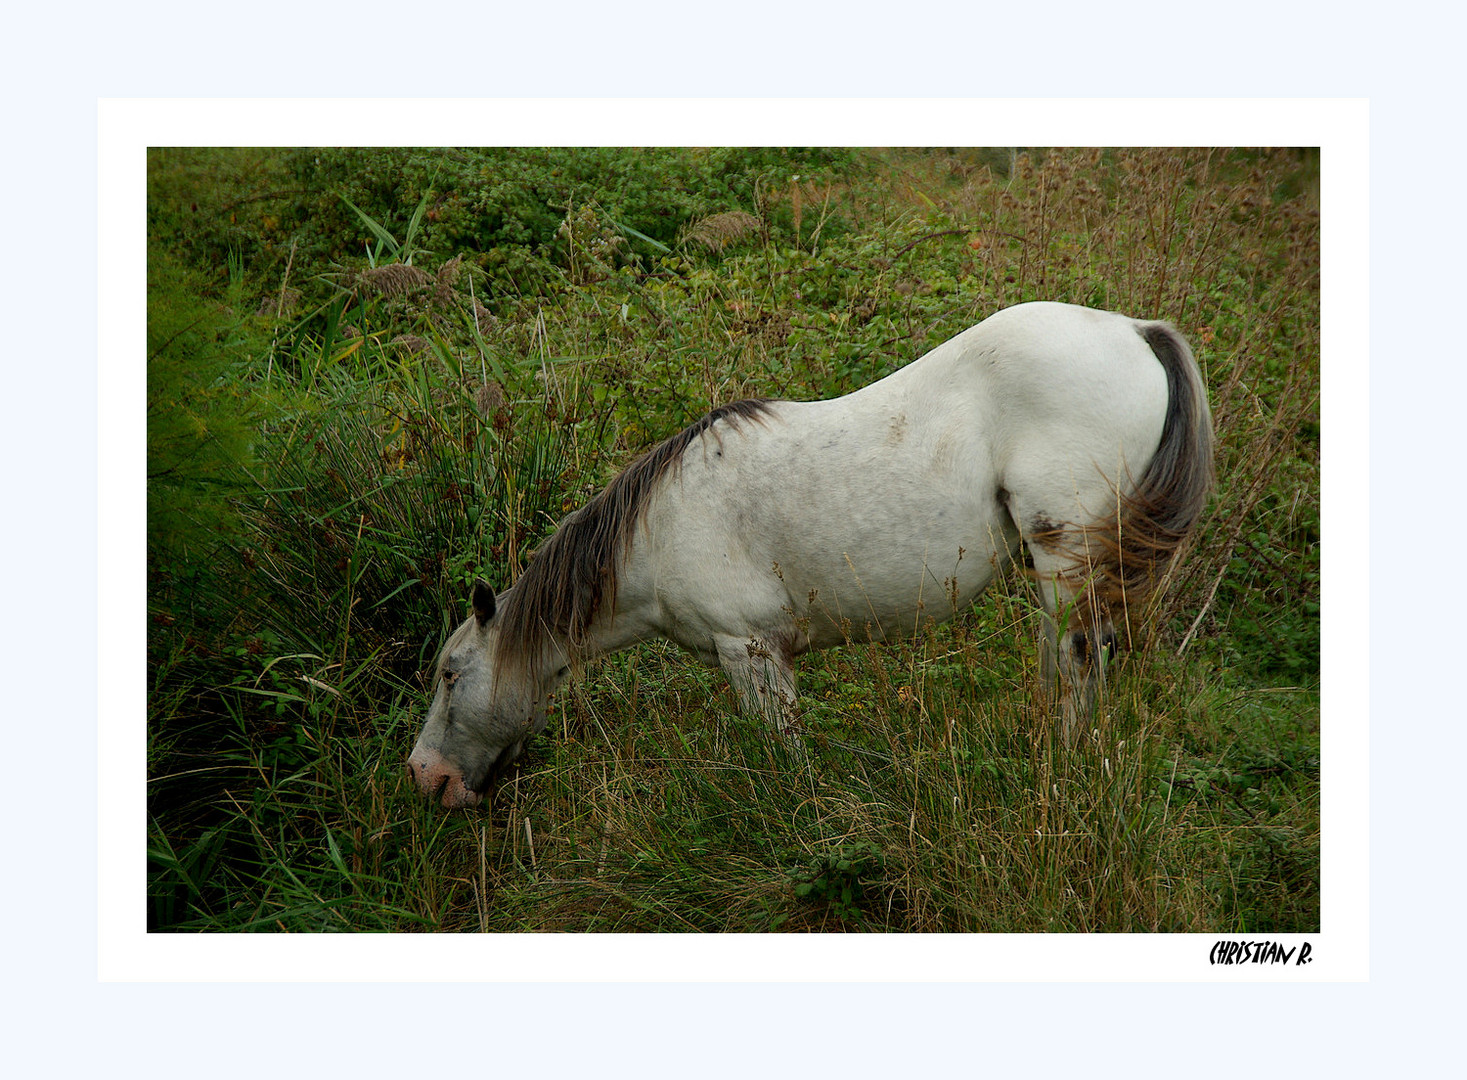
xmin=714 ymin=633 xmax=800 ymax=737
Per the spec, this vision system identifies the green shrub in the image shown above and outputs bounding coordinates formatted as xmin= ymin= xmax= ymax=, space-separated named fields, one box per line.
xmin=146 ymin=244 xmax=263 ymax=566
xmin=278 ymin=147 xmax=864 ymax=307
xmin=789 ymin=842 xmax=887 ymax=926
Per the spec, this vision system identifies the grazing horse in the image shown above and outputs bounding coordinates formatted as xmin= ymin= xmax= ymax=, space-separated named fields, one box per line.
xmin=408 ymin=301 xmax=1213 ymax=809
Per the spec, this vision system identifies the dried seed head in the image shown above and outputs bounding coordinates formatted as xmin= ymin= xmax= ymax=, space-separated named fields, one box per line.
xmin=256 ymin=288 xmax=301 ymax=317
xmin=683 ymin=210 xmax=763 ymax=252
xmin=437 ymin=254 xmax=463 ymax=288
xmin=475 ymin=379 xmax=506 ymax=418
xmin=434 ymin=255 xmax=464 ymax=306
xmin=361 ymin=264 xmax=433 ymax=298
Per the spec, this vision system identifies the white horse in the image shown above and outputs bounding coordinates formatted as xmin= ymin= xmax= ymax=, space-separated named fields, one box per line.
xmin=408 ymin=301 xmax=1213 ymax=808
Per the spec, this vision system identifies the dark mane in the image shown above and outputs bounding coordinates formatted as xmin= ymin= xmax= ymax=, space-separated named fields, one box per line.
xmin=495 ymin=398 xmax=775 ymax=669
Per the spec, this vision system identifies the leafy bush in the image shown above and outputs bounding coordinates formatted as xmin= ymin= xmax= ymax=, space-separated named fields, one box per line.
xmin=278 ymin=147 xmax=864 ymax=306
xmin=789 ymin=842 xmax=887 ymax=926
xmin=146 ymin=243 xmax=263 ymax=566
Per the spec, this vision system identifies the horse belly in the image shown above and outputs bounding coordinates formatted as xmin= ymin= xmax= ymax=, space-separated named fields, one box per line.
xmin=743 ymin=421 xmax=1016 ymax=647
xmin=777 ymin=493 xmax=1014 ymax=648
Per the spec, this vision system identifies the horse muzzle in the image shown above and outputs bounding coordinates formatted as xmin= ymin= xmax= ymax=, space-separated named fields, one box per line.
xmin=407 ymin=742 xmax=525 ymax=809
xmin=406 ymin=748 xmax=485 ymax=810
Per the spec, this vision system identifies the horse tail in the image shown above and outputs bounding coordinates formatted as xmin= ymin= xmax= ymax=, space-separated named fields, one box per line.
xmin=1084 ymin=321 xmax=1215 ymax=616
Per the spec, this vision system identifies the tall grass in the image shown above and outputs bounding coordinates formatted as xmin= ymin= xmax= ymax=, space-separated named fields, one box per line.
xmin=147 ymin=292 xmax=618 ymax=928
xmin=147 ymin=147 xmax=1320 ymax=933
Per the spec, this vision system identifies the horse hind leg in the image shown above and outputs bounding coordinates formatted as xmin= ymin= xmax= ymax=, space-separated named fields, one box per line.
xmin=1014 ymin=507 xmax=1117 ymax=747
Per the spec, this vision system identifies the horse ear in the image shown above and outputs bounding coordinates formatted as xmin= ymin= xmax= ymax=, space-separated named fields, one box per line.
xmin=472 ymin=578 xmax=496 ymax=626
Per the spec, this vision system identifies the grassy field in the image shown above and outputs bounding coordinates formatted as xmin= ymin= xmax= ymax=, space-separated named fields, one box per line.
xmin=146 ymin=147 xmax=1320 ymax=933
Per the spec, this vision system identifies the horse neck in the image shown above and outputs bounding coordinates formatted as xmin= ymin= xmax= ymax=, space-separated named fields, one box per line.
xmin=577 ymin=567 xmax=662 ymax=660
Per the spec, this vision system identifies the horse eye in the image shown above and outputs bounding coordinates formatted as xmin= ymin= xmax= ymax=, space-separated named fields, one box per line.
xmin=443 ymin=670 xmax=460 ymax=687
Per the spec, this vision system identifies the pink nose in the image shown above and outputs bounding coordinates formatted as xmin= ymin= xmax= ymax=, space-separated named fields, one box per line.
xmin=407 ymin=749 xmax=483 ymax=809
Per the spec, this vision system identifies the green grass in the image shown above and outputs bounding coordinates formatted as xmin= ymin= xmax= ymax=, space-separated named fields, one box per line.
xmin=147 ymin=146 xmax=1320 ymax=933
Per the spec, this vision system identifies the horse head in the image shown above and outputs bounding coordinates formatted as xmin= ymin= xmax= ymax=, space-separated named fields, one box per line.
xmin=406 ymin=579 xmax=567 ymax=809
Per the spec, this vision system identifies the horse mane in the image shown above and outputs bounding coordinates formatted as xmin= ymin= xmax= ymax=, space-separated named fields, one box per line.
xmin=495 ymin=398 xmax=775 ymax=670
